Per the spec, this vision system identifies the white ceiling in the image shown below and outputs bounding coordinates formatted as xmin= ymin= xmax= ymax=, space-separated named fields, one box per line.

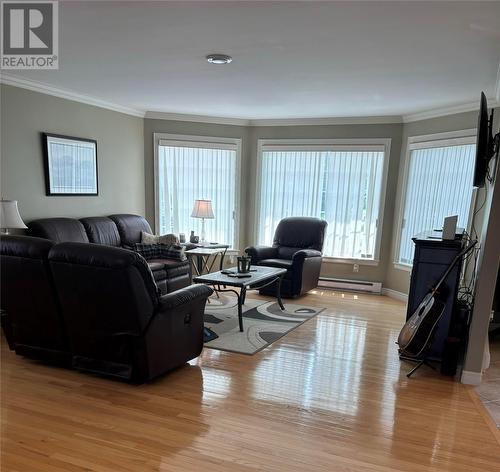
xmin=4 ymin=1 xmax=500 ymax=119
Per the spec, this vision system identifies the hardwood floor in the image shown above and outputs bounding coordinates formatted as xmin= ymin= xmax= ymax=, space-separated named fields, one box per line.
xmin=2 ymin=290 xmax=499 ymax=471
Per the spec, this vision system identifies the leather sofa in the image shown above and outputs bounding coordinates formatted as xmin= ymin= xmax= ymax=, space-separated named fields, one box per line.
xmin=0 ymin=235 xmax=71 ymax=365
xmin=245 ymin=217 xmax=327 ymax=298
xmin=27 ymin=214 xmax=190 ymax=294
xmin=0 ymin=235 xmax=212 ymax=382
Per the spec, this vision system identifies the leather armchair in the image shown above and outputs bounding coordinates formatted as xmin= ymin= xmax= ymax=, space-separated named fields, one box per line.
xmin=48 ymin=242 xmax=212 ymax=382
xmin=0 ymin=235 xmax=71 ymax=365
xmin=246 ymin=217 xmax=327 ymax=298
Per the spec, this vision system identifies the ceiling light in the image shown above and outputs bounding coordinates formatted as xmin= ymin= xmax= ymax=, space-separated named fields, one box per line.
xmin=206 ymin=54 xmax=232 ymax=65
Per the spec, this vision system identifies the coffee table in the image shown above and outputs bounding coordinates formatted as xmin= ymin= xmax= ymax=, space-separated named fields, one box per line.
xmin=193 ymin=266 xmax=287 ymax=332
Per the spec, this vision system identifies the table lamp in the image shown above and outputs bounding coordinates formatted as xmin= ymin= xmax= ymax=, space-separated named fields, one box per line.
xmin=0 ymin=200 xmax=27 ymax=234
xmin=191 ymin=199 xmax=214 ymax=243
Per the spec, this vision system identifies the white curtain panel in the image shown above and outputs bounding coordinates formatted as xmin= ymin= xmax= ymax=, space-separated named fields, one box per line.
xmin=259 ymin=151 xmax=326 ymax=243
xmin=398 ymin=144 xmax=475 ymax=264
xmin=258 ymin=150 xmax=384 ymax=259
xmin=323 ymin=151 xmax=384 ymax=259
xmin=158 ymin=145 xmax=237 ymax=244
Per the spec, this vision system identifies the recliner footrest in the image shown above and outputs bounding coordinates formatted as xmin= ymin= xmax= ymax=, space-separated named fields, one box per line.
xmin=72 ymin=355 xmax=133 ymax=380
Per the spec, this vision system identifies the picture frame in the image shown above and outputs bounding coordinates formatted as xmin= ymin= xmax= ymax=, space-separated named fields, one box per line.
xmin=42 ymin=133 xmax=98 ymax=196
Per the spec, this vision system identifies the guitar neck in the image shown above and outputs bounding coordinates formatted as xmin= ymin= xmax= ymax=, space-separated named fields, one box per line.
xmin=432 ymin=241 xmax=477 ymax=293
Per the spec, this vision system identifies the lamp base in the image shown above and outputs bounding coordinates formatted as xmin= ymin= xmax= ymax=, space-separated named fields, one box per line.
xmin=200 ymin=218 xmax=206 ymax=243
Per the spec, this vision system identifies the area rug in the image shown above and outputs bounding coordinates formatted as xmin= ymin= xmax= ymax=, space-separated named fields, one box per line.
xmin=203 ymin=293 xmax=325 ymax=354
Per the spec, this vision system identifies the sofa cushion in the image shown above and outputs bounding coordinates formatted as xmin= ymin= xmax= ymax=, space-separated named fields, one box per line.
xmin=147 ymin=261 xmax=166 ymax=272
xmin=276 ymin=246 xmax=300 ymax=259
xmin=28 ymin=218 xmax=89 ymax=243
xmin=148 ymin=259 xmax=190 ymax=279
xmin=108 ymin=214 xmax=152 ymax=247
xmin=150 ymin=268 xmax=167 ymax=282
xmin=80 ymin=217 xmax=121 ymax=247
xmin=258 ymin=258 xmax=293 ymax=269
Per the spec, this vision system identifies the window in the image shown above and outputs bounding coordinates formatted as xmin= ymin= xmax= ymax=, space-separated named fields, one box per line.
xmin=396 ymin=132 xmax=476 ymax=266
xmin=154 ymin=134 xmax=240 ymax=247
xmin=256 ymin=139 xmax=390 ymax=261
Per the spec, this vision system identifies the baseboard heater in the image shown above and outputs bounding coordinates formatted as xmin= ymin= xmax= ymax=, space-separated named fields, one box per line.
xmin=318 ymin=277 xmax=382 ymax=294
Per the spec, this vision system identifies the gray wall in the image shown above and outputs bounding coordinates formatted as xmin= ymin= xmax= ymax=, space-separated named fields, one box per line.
xmin=385 ymin=110 xmax=481 ymax=294
xmin=0 ymin=85 xmax=145 ymax=222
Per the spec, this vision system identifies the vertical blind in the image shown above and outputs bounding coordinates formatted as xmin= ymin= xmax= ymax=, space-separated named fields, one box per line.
xmin=48 ymin=140 xmax=97 ymax=193
xmin=258 ymin=148 xmax=385 ymax=259
xmin=157 ymin=143 xmax=237 ymax=245
xmin=398 ymin=143 xmax=475 ymax=265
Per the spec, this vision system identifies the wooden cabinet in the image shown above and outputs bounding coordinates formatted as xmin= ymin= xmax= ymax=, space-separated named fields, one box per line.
xmin=406 ymin=231 xmax=465 ymax=361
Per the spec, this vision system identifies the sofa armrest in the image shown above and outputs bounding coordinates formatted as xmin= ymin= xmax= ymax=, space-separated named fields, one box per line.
xmin=245 ymin=245 xmax=278 ymax=263
xmin=158 ymin=284 xmax=213 ymax=312
xmin=292 ymin=249 xmax=322 ymax=263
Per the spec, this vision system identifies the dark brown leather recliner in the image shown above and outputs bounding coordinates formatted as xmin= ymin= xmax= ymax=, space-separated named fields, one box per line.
xmin=0 ymin=235 xmax=71 ymax=365
xmin=48 ymin=242 xmax=212 ymax=382
xmin=245 ymin=217 xmax=327 ymax=298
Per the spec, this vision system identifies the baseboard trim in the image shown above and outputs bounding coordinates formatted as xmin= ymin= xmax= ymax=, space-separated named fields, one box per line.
xmin=461 ymin=370 xmax=483 ymax=385
xmin=381 ymin=288 xmax=408 ymax=303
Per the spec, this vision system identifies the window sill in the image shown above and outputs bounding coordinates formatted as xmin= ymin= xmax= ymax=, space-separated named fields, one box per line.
xmin=393 ymin=262 xmax=412 ymax=272
xmin=322 ymin=257 xmax=379 ymax=267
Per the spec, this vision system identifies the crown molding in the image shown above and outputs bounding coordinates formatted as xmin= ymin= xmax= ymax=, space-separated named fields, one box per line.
xmin=145 ymin=111 xmax=403 ymax=126
xmin=403 ymin=98 xmax=500 ymax=123
xmin=145 ymin=111 xmax=249 ymax=126
xmin=0 ymin=73 xmax=146 ymax=118
xmin=247 ymin=115 xmax=403 ymax=126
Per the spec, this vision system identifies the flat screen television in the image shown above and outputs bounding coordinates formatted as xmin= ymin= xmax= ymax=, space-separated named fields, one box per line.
xmin=473 ymin=92 xmax=493 ymax=187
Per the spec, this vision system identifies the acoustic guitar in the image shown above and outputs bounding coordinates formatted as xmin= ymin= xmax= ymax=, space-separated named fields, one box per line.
xmin=397 ymin=241 xmax=477 ymax=358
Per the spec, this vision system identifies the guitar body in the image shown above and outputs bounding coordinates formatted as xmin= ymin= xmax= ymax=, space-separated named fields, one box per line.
xmin=398 ymin=293 xmax=434 ymax=348
xmin=397 ymin=297 xmax=446 ymax=358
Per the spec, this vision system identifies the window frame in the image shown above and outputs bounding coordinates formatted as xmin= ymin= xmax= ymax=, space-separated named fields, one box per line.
xmin=153 ymin=133 xmax=242 ymax=249
xmin=392 ymin=129 xmax=477 ymax=271
xmin=255 ymin=138 xmax=392 ymax=265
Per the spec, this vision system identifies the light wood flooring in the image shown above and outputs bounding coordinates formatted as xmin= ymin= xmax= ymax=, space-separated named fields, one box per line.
xmin=2 ymin=290 xmax=500 ymax=471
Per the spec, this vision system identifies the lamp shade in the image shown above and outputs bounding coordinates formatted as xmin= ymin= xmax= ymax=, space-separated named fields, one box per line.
xmin=191 ymin=199 xmax=214 ymax=219
xmin=0 ymin=200 xmax=27 ymax=229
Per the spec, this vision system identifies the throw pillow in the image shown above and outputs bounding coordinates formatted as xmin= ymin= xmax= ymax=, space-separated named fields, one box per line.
xmin=141 ymin=231 xmax=180 ymax=246
xmin=133 ymin=243 xmax=187 ymax=262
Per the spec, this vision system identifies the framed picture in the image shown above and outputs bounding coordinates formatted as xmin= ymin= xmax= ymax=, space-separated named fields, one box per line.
xmin=42 ymin=133 xmax=98 ymax=196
